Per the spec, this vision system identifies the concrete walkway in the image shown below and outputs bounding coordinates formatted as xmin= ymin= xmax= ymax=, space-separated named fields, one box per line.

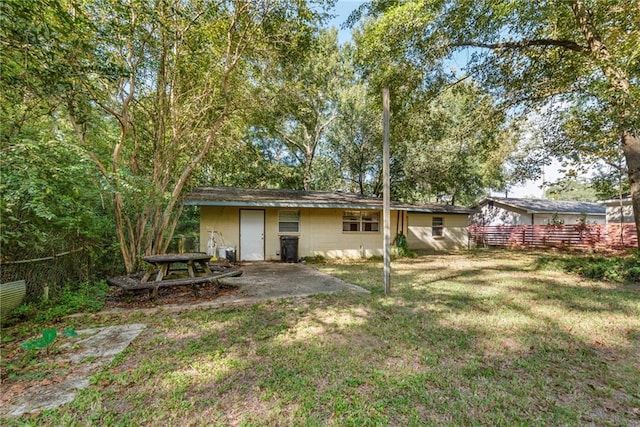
xmin=2 ymin=324 xmax=147 ymax=418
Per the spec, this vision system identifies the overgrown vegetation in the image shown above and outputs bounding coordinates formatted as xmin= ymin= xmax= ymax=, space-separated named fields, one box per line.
xmin=393 ymin=233 xmax=415 ymax=258
xmin=537 ymin=251 xmax=640 ymax=283
xmin=9 ymin=281 xmax=108 ymax=324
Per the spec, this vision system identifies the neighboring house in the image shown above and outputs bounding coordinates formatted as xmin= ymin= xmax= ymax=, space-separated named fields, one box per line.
xmin=602 ymin=198 xmax=634 ymax=223
xmin=473 ymin=197 xmax=606 ymax=226
xmin=184 ymin=187 xmax=474 ymax=261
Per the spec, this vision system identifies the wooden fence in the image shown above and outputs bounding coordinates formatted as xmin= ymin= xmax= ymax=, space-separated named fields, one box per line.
xmin=468 ymin=224 xmax=638 ymax=250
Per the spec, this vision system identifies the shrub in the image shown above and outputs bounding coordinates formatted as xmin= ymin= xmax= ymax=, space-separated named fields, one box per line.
xmin=394 ymin=234 xmax=416 ymax=258
xmin=537 ymin=252 xmax=640 ymax=283
xmin=13 ymin=280 xmax=109 ymax=323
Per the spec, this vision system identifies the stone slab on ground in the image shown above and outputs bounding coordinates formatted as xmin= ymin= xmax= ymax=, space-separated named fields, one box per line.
xmin=1 ymin=323 xmax=146 ymax=418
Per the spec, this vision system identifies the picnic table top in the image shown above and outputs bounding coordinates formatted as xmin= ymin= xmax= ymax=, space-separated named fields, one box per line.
xmin=143 ymin=253 xmax=211 ymax=264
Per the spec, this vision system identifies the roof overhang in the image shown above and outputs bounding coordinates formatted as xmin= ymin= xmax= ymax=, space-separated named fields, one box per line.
xmin=184 ymin=187 xmax=475 ymax=215
xmin=478 ymin=197 xmax=605 ymax=216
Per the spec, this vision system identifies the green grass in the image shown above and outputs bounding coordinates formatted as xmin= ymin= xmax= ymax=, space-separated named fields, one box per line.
xmin=8 ymin=280 xmax=109 ymax=324
xmin=1 ymin=250 xmax=639 ymax=425
xmin=536 ymin=250 xmax=640 ymax=282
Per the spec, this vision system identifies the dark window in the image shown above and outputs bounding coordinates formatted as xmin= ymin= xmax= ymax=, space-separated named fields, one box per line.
xmin=432 ymin=217 xmax=444 ymax=237
xmin=279 ymin=210 xmax=300 ymax=233
xmin=343 ymin=210 xmax=379 ymax=232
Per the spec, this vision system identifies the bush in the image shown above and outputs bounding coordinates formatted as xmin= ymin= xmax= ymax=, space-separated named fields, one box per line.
xmin=394 ymin=234 xmax=416 ymax=258
xmin=537 ymin=252 xmax=640 ymax=283
xmin=12 ymin=281 xmax=109 ymax=323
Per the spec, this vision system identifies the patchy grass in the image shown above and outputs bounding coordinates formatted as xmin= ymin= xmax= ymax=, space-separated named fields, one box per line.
xmin=1 ymin=250 xmax=639 ymax=425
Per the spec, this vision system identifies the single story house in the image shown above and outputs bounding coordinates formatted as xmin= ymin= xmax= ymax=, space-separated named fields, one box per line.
xmin=184 ymin=187 xmax=475 ymax=261
xmin=473 ymin=197 xmax=606 ymax=226
xmin=602 ymin=198 xmax=634 ymax=223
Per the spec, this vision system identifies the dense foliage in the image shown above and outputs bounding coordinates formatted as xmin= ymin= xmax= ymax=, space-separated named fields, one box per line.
xmin=350 ymin=0 xmax=639 ymax=232
xmin=537 ymin=252 xmax=640 ymax=283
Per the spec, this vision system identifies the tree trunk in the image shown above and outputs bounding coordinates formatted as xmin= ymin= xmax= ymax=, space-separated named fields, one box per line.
xmin=570 ymin=0 xmax=638 ymax=247
xmin=621 ymin=131 xmax=640 ymax=245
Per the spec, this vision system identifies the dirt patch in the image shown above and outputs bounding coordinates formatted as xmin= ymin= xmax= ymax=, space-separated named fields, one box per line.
xmin=104 ymin=282 xmax=241 ymax=310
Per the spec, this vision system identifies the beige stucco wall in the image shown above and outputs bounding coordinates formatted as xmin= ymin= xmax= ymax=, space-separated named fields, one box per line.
xmin=407 ymin=213 xmax=470 ymax=251
xmin=199 ymin=206 xmax=411 ymax=260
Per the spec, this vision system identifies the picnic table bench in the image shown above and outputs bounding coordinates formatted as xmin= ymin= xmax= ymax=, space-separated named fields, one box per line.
xmin=107 ymin=252 xmax=242 ymax=298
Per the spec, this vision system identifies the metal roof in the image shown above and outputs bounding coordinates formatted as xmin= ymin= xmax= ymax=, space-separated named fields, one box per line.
xmin=601 ymin=197 xmax=631 ymax=206
xmin=480 ymin=197 xmax=606 ymax=215
xmin=185 ymin=186 xmax=475 ymax=214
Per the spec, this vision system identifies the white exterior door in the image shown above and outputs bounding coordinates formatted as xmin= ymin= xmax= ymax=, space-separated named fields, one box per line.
xmin=240 ymin=210 xmax=265 ymax=261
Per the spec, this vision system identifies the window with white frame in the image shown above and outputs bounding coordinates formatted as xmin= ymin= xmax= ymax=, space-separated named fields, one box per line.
xmin=432 ymin=217 xmax=444 ymax=237
xmin=342 ymin=210 xmax=380 ymax=232
xmin=278 ymin=210 xmax=300 ymax=233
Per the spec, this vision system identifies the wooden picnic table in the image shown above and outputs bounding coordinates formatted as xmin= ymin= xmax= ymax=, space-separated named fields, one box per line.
xmin=107 ymin=252 xmax=242 ymax=299
xmin=141 ymin=252 xmax=213 ymax=283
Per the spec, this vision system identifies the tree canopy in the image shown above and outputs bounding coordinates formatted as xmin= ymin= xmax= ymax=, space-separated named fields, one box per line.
xmin=350 ymin=0 xmax=639 ymax=234
xmin=2 ymin=0 xmax=335 ymax=272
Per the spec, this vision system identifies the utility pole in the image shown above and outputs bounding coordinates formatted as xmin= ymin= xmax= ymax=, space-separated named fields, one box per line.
xmin=382 ymin=88 xmax=391 ymax=294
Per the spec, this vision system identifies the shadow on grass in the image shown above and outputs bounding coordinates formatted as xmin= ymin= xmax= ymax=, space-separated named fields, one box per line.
xmin=7 ymin=251 xmax=640 ymax=426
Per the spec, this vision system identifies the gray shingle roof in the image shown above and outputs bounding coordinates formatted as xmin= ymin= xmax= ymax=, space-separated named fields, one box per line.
xmin=185 ymin=186 xmax=475 ymax=214
xmin=482 ymin=197 xmax=605 ymax=215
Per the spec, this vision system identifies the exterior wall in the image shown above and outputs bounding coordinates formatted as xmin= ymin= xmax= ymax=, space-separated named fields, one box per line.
xmin=530 ymin=213 xmax=605 ymax=225
xmin=473 ymin=204 xmax=531 ymax=226
xmin=606 ymin=201 xmax=634 ymax=223
xmin=407 ymin=213 xmax=469 ymax=251
xmin=199 ymin=206 xmax=409 ymax=260
xmin=473 ymin=204 xmax=605 ymax=226
xmin=199 ymin=206 xmax=242 ymax=256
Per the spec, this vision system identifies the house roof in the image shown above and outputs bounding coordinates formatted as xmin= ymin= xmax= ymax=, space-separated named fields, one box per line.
xmin=185 ymin=186 xmax=475 ymax=214
xmin=602 ymin=197 xmax=632 ymax=206
xmin=479 ymin=197 xmax=606 ymax=215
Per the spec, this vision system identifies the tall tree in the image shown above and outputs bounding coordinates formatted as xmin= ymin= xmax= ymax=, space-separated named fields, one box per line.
xmin=252 ymin=28 xmax=344 ymax=191
xmin=3 ymin=0 xmax=332 ymax=273
xmin=352 ymin=0 xmax=640 ymax=240
xmin=397 ymin=84 xmax=513 ymax=205
xmin=325 ymin=82 xmax=382 ymax=195
xmin=544 ymin=177 xmax=599 ymax=202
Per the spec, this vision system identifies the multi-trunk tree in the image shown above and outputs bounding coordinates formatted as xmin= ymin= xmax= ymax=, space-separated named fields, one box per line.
xmin=3 ymin=0 xmax=332 ymax=272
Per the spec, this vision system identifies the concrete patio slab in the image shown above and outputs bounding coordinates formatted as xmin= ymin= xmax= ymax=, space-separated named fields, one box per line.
xmin=93 ymin=262 xmax=369 ymax=317
xmin=216 ymin=262 xmax=370 ymax=304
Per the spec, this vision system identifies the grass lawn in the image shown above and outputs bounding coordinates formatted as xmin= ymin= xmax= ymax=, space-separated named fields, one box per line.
xmin=1 ymin=250 xmax=639 ymax=425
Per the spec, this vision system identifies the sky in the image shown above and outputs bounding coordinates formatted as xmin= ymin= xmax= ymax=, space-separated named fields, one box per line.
xmin=326 ymin=1 xmax=569 ymax=200
xmin=328 ymin=0 xmax=363 ymax=43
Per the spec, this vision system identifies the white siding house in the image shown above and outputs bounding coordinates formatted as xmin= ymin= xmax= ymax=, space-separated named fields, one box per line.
xmin=603 ymin=198 xmax=634 ymax=223
xmin=473 ymin=197 xmax=606 ymax=226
